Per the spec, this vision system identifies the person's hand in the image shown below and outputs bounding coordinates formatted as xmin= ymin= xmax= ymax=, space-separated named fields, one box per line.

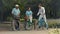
xmin=37 ymin=14 xmax=41 ymax=16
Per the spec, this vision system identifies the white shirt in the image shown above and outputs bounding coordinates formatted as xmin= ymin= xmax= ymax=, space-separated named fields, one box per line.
xmin=12 ymin=8 xmax=20 ymax=17
xmin=37 ymin=7 xmax=45 ymax=16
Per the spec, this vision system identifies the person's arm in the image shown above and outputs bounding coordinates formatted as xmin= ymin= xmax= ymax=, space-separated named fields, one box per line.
xmin=11 ymin=8 xmax=15 ymax=16
xmin=30 ymin=11 xmax=33 ymax=16
xmin=25 ymin=11 xmax=29 ymax=19
xmin=42 ymin=7 xmax=45 ymax=15
xmin=12 ymin=9 xmax=14 ymax=15
xmin=37 ymin=9 xmax=40 ymax=16
xmin=18 ymin=9 xmax=20 ymax=16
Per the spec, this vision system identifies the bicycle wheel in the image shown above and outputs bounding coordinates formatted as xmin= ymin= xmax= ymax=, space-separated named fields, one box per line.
xmin=26 ymin=20 xmax=33 ymax=30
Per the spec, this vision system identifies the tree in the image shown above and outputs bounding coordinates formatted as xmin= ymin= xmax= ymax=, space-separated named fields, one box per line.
xmin=0 ymin=0 xmax=60 ymax=21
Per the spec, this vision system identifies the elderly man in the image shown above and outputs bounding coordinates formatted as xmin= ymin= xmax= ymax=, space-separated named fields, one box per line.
xmin=37 ymin=3 xmax=48 ymax=29
xmin=12 ymin=4 xmax=20 ymax=31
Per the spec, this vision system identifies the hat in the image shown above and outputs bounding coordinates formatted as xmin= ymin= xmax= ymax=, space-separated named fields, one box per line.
xmin=15 ymin=4 xmax=19 ymax=7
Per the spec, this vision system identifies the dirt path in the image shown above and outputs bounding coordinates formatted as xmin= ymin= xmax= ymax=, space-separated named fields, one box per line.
xmin=0 ymin=30 xmax=48 ymax=34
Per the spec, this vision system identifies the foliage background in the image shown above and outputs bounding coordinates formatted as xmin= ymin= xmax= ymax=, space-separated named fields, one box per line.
xmin=0 ymin=0 xmax=60 ymax=21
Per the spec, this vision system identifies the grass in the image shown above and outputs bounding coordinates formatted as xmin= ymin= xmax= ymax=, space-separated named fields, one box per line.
xmin=48 ymin=28 xmax=60 ymax=34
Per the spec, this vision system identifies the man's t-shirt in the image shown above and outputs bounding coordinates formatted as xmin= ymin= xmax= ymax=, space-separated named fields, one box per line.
xmin=12 ymin=8 xmax=20 ymax=17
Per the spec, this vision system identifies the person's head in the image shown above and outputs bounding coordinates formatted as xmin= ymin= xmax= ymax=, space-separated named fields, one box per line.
xmin=38 ymin=3 xmax=42 ymax=8
xmin=27 ymin=7 xmax=31 ymax=11
xmin=15 ymin=4 xmax=19 ymax=9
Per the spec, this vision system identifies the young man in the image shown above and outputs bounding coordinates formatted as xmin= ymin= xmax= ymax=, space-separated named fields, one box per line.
xmin=37 ymin=3 xmax=48 ymax=29
xmin=12 ymin=4 xmax=20 ymax=30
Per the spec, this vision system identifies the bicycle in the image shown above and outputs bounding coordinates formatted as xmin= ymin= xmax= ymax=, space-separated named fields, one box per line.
xmin=25 ymin=19 xmax=33 ymax=30
xmin=37 ymin=18 xmax=48 ymax=30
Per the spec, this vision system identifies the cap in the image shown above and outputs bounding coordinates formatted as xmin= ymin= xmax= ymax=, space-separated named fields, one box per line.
xmin=15 ymin=4 xmax=19 ymax=7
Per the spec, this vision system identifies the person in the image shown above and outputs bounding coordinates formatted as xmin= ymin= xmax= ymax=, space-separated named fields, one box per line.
xmin=37 ymin=3 xmax=48 ymax=29
xmin=12 ymin=4 xmax=20 ymax=30
xmin=25 ymin=7 xmax=33 ymax=29
xmin=26 ymin=7 xmax=33 ymax=23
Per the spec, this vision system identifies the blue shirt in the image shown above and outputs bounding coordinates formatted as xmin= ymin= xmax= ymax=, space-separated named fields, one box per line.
xmin=12 ymin=8 xmax=20 ymax=16
xmin=26 ymin=10 xmax=32 ymax=16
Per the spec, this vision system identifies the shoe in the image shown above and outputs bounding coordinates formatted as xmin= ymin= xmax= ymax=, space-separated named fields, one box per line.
xmin=39 ymin=26 xmax=41 ymax=28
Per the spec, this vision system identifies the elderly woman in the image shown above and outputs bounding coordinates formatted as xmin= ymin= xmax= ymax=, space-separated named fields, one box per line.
xmin=25 ymin=7 xmax=33 ymax=29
